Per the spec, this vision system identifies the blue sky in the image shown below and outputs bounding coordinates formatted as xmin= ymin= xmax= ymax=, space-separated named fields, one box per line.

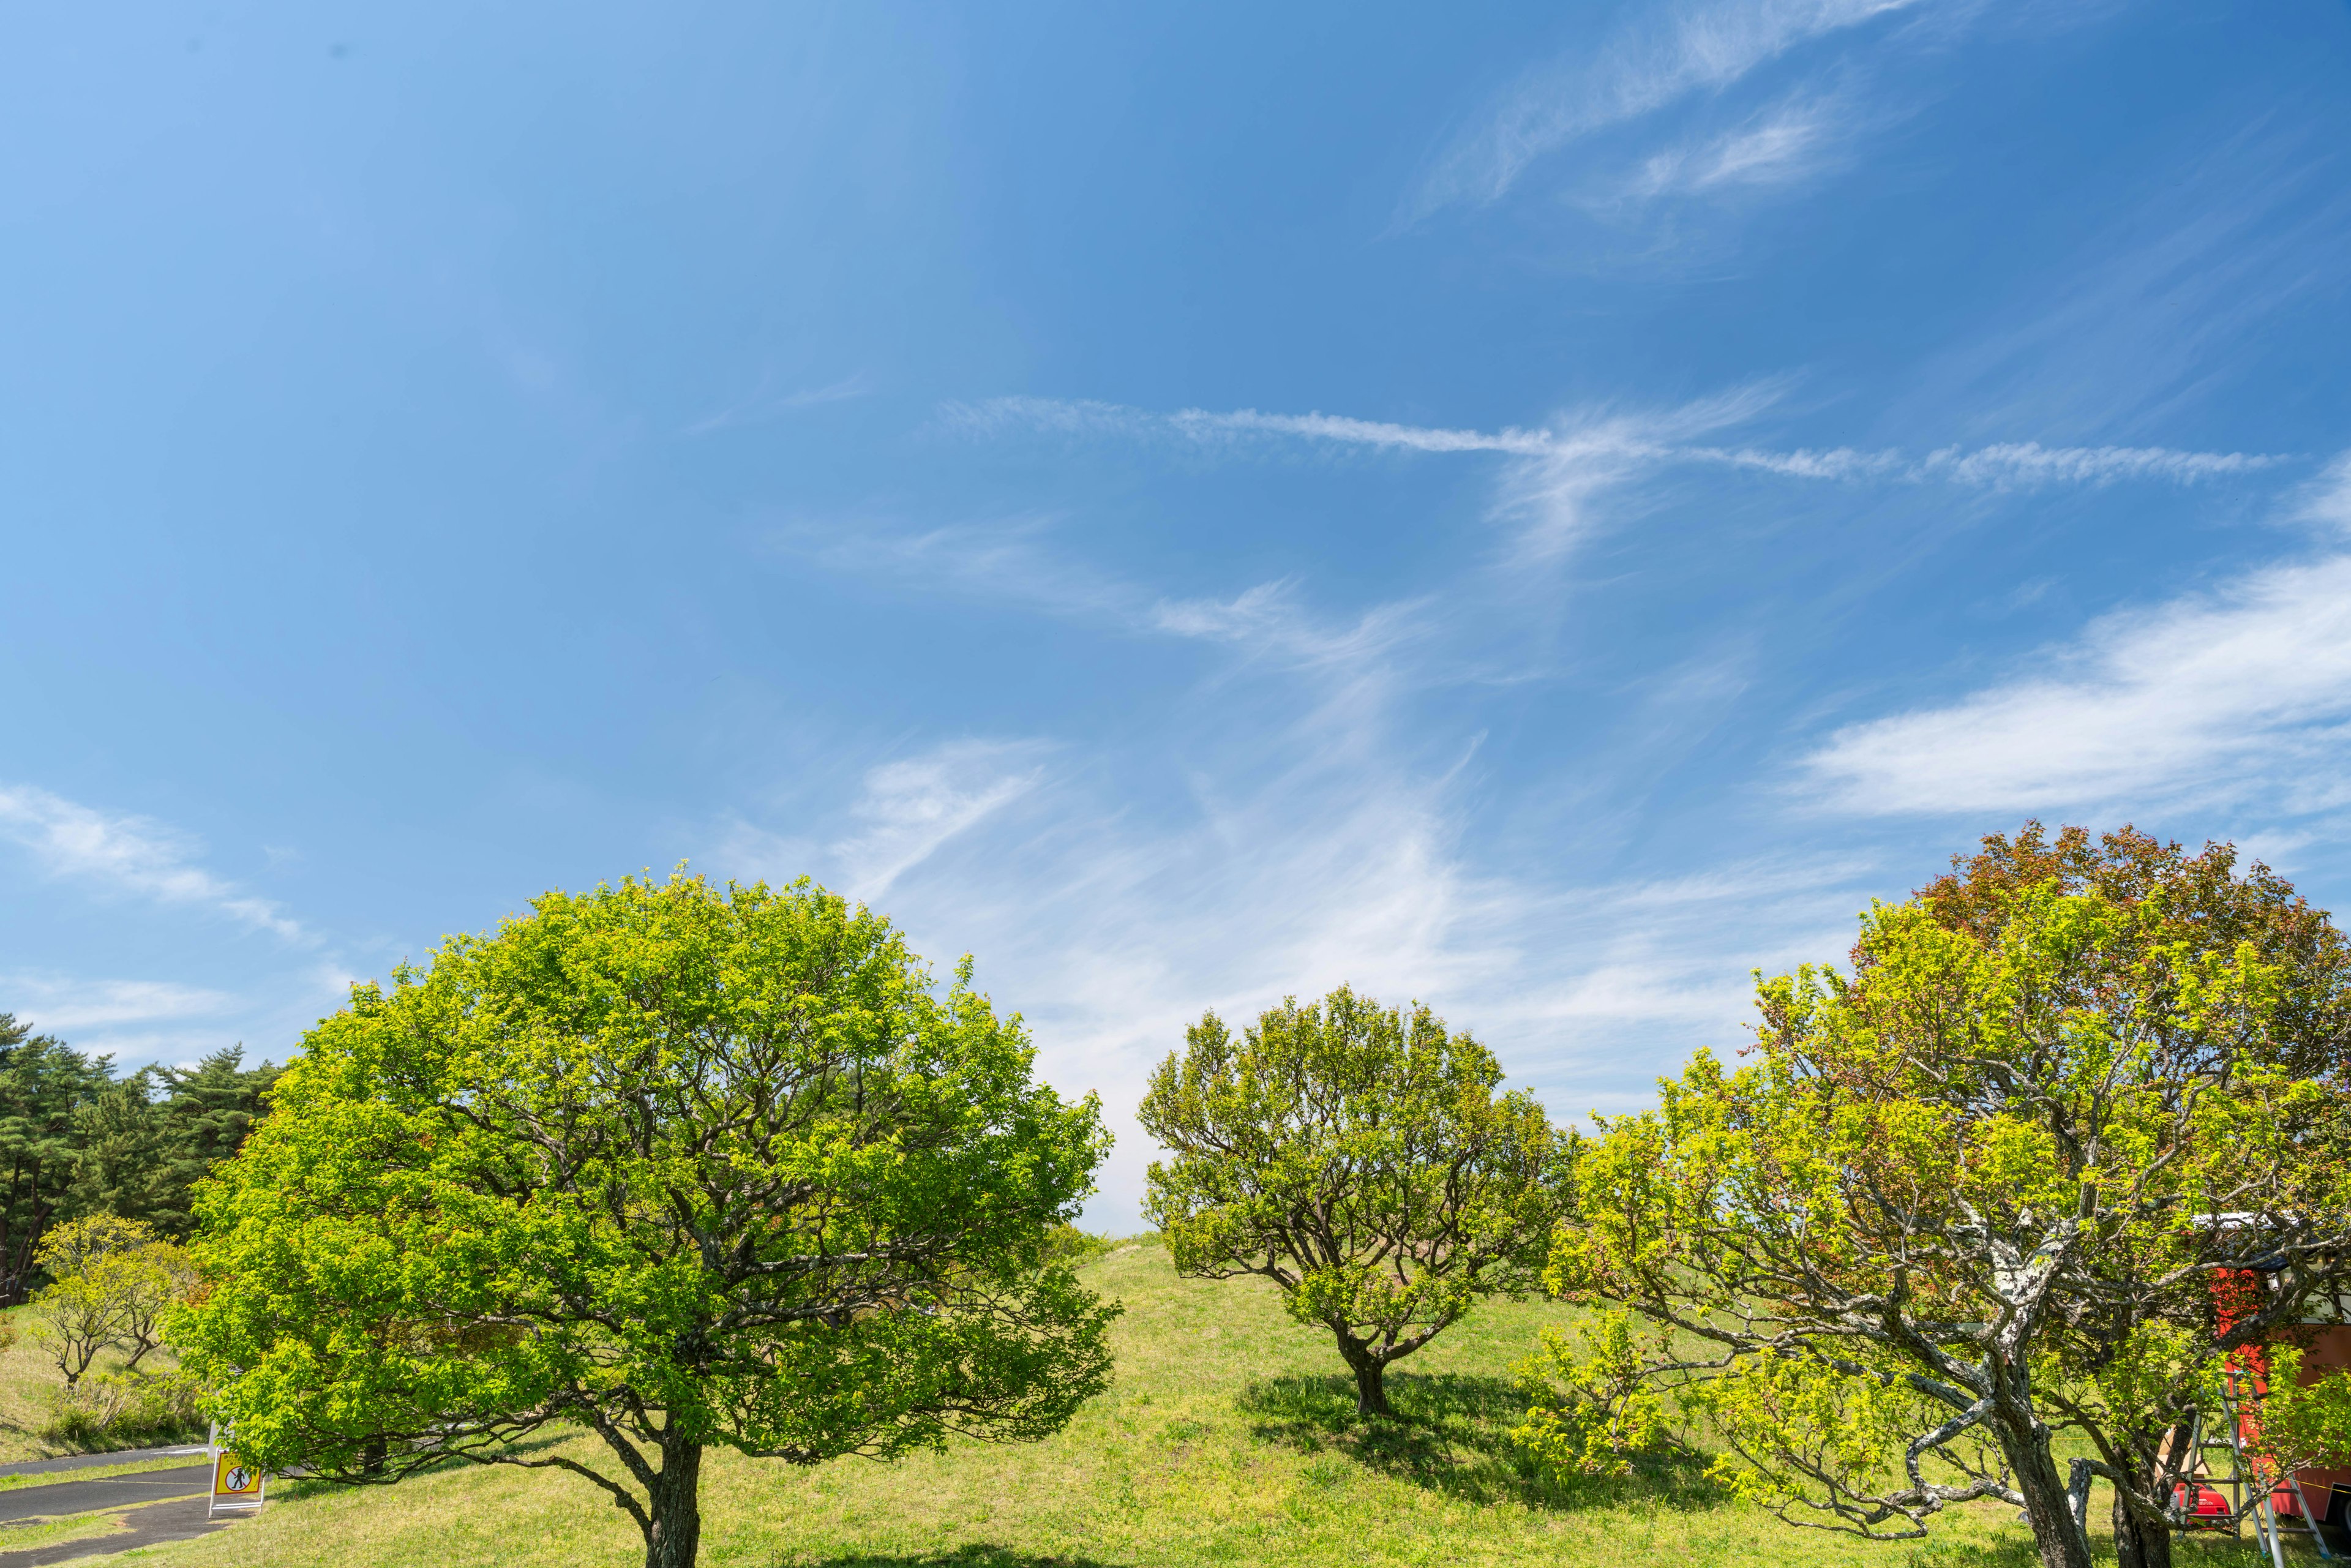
xmin=5 ymin=1 xmax=2350 ymax=1223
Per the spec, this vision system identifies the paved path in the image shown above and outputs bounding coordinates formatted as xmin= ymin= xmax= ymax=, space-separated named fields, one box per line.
xmin=0 ymin=1464 xmax=238 ymax=1565
xmin=0 ymin=1450 xmax=208 ymax=1482
xmin=0 ymin=1466 xmax=212 ymax=1528
xmin=0 ymin=1495 xmax=231 ymax=1566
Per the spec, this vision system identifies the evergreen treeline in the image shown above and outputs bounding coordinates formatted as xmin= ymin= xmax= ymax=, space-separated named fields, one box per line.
xmin=0 ymin=1011 xmax=277 ymax=1305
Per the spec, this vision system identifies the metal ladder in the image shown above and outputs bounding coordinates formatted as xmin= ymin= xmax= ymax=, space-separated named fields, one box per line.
xmin=2181 ymin=1370 xmax=2336 ymax=1565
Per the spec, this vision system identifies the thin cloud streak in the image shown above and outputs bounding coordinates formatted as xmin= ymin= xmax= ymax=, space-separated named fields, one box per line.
xmin=833 ymin=740 xmax=1051 ymax=899
xmin=684 ymin=371 xmax=873 ymax=436
xmin=0 ymin=785 xmax=307 ymax=940
xmin=1405 ymin=0 xmax=1929 ymax=220
xmin=950 ymin=394 xmax=2286 ymax=492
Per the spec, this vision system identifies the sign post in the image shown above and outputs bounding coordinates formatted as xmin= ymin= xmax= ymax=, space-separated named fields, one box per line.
xmin=206 ymin=1422 xmax=266 ymax=1520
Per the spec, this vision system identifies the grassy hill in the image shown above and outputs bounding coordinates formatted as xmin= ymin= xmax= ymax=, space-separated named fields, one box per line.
xmin=128 ymin=1244 xmax=2271 ymax=1568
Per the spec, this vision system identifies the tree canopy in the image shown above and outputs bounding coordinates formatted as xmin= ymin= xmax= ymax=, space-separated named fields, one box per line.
xmin=1139 ymin=986 xmax=1562 ymax=1416
xmin=1517 ymin=879 xmax=2351 ymax=1568
xmin=172 ymin=873 xmax=1117 ymax=1568
xmin=71 ymin=1048 xmax=281 ymax=1242
xmin=0 ymin=1015 xmax=116 ymax=1305
xmin=1916 ymin=821 xmax=2350 ymax=1086
xmin=0 ymin=1017 xmax=277 ymax=1301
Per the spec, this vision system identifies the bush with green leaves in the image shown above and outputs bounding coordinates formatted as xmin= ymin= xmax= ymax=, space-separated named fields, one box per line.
xmin=41 ymin=1367 xmax=206 ymax=1451
xmin=1140 ymin=986 xmax=1562 ymax=1417
xmin=172 ymin=873 xmax=1118 ymax=1568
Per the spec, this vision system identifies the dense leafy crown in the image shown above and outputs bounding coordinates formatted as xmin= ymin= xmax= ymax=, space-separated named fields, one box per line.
xmin=1520 ymin=879 xmax=2351 ymax=1563
xmin=1139 ymin=987 xmax=1561 ymax=1373
xmin=173 ymin=874 xmax=1116 ymax=1484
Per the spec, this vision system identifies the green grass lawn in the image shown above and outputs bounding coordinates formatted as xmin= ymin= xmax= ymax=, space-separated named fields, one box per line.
xmin=122 ymin=1244 xmax=2281 ymax=1568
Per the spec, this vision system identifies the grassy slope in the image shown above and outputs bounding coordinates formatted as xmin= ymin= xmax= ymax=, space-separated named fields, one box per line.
xmin=129 ymin=1245 xmax=2273 ymax=1568
xmin=0 ymin=1304 xmax=190 ymax=1463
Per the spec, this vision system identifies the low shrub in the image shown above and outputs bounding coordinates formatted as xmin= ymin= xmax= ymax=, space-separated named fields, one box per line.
xmin=39 ymin=1369 xmax=206 ymax=1452
xmin=1044 ymin=1223 xmax=1116 ymax=1264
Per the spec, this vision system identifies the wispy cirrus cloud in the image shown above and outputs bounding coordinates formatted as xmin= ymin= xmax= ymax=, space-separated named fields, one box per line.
xmin=778 ymin=515 xmax=1426 ymax=671
xmin=1679 ymin=439 xmax=2285 ymax=487
xmin=1624 ymin=93 xmax=1850 ymax=200
xmin=718 ymin=719 xmax=1884 ymax=1216
xmin=952 ymin=394 xmax=2283 ymax=487
xmin=683 ymin=372 xmax=874 ymax=436
xmin=938 ymin=395 xmax=1553 ymax=456
xmin=1404 ymin=0 xmax=1930 ymax=222
xmin=1801 ymin=454 xmax=2351 ymax=819
xmin=0 ymin=785 xmax=306 ymax=940
xmin=950 ymin=393 xmax=2287 ymax=562
xmin=831 ymin=740 xmax=1052 ymax=899
xmin=1891 ymin=122 xmax=2351 ymax=438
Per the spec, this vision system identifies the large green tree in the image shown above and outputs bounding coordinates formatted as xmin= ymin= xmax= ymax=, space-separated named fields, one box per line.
xmin=1517 ymin=882 xmax=2351 ymax=1568
xmin=1913 ymin=823 xmax=2351 ymax=1568
xmin=172 ymin=874 xmax=1117 ymax=1568
xmin=1139 ymin=986 xmax=1562 ymax=1417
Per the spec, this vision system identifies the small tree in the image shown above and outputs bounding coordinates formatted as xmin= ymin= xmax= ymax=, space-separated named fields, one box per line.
xmin=172 ymin=874 xmax=1117 ymax=1568
xmin=30 ymin=1215 xmax=186 ymax=1387
xmin=1139 ymin=986 xmax=1562 ymax=1417
xmin=1517 ymin=883 xmax=2351 ymax=1568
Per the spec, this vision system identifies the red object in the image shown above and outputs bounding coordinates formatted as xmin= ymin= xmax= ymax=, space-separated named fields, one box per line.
xmin=2208 ymin=1266 xmax=2351 ymax=1520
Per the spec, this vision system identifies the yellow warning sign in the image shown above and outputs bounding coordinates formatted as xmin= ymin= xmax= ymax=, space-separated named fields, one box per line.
xmin=213 ymin=1454 xmax=263 ymax=1499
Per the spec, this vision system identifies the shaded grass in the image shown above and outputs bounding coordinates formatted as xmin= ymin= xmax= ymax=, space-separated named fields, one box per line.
xmin=1238 ymin=1369 xmax=1715 ymax=1512
xmin=0 ymin=1498 xmax=155 ymax=1556
xmin=128 ymin=1244 xmax=2286 ymax=1567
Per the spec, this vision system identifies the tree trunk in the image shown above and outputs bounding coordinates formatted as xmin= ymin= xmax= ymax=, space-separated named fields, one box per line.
xmin=362 ymin=1436 xmax=386 ymax=1477
xmin=1995 ymin=1414 xmax=2096 ymax=1568
xmin=1329 ymin=1324 xmax=1394 ymax=1418
xmin=643 ymin=1439 xmax=702 ymax=1568
xmin=2113 ymin=1483 xmax=2175 ymax=1568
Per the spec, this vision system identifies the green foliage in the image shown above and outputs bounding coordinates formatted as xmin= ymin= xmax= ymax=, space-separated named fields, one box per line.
xmin=39 ymin=1365 xmax=206 ymax=1450
xmin=0 ymin=1016 xmax=116 ymax=1305
xmin=70 ymin=1049 xmax=281 ymax=1241
xmin=1917 ymin=822 xmax=2351 ymax=1085
xmin=30 ymin=1214 xmax=194 ymax=1386
xmin=1140 ymin=986 xmax=1564 ymax=1417
xmin=1518 ymin=880 xmax=2351 ymax=1568
xmin=1509 ymin=1310 xmax=1671 ymax=1479
xmin=0 ymin=1014 xmax=277 ymax=1300
xmin=2249 ymin=1345 xmax=2351 ymax=1476
xmin=141 ymin=1243 xmax=2185 ymax=1568
xmin=171 ymin=872 xmax=1117 ymax=1568
xmin=1043 ymin=1225 xmax=1114 ymax=1266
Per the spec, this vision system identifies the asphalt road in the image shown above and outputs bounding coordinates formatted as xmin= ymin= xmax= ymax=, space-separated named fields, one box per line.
xmin=0 ymin=1465 xmax=212 ymax=1528
xmin=0 ymin=1463 xmax=238 ymax=1566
